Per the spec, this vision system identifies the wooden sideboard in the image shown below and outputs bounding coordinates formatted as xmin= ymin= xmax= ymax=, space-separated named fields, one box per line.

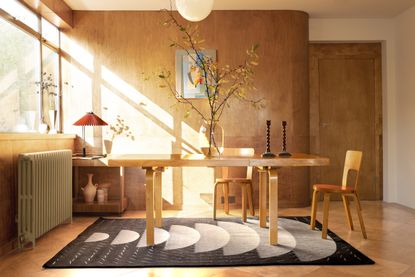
xmin=72 ymin=158 xmax=128 ymax=214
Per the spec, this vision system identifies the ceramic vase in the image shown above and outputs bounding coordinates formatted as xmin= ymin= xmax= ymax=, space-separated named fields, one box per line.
xmin=38 ymin=122 xmax=48 ymax=134
xmin=48 ymin=110 xmax=57 ymax=134
xmin=81 ymin=173 xmax=98 ymax=203
xmin=104 ymin=139 xmax=113 ymax=155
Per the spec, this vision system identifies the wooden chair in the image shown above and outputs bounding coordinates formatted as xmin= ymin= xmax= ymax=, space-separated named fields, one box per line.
xmin=310 ymin=150 xmax=367 ymax=239
xmin=213 ymin=148 xmax=255 ymax=222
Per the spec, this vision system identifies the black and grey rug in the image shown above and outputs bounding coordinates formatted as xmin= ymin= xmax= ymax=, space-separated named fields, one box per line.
xmin=44 ymin=217 xmax=374 ymax=268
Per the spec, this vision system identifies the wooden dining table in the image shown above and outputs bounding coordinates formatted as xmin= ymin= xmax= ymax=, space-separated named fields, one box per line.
xmin=107 ymin=153 xmax=329 ymax=246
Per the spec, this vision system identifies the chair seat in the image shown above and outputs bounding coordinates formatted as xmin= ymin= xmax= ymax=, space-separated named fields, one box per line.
xmin=313 ymin=184 xmax=355 ymax=193
xmin=215 ymin=178 xmax=251 ymax=183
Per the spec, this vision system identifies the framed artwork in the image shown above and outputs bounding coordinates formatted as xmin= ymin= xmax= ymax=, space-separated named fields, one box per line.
xmin=175 ymin=49 xmax=216 ymax=99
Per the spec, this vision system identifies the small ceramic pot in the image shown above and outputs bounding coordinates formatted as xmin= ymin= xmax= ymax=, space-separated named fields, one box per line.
xmin=97 ymin=189 xmax=105 ymax=203
xmin=98 ymin=183 xmax=111 ymax=201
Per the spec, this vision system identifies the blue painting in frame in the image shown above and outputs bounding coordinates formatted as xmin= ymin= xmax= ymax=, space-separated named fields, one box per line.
xmin=175 ymin=49 xmax=216 ymax=99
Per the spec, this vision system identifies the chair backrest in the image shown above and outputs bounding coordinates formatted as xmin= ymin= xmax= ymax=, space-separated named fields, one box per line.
xmin=222 ymin=148 xmax=255 ymax=157
xmin=341 ymin=150 xmax=363 ymax=190
xmin=221 ymin=148 xmax=255 ymax=179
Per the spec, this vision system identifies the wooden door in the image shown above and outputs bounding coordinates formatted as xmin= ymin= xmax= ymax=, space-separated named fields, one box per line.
xmin=309 ymin=43 xmax=382 ymax=200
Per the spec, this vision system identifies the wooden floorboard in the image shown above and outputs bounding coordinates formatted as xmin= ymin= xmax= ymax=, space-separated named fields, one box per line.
xmin=0 ymin=201 xmax=413 ymax=276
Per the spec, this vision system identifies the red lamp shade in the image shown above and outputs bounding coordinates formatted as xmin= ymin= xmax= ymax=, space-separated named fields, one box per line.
xmin=73 ymin=112 xmax=108 ymax=126
xmin=73 ymin=112 xmax=108 ymax=157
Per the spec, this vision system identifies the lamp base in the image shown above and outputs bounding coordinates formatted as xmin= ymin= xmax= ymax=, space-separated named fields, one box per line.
xmin=261 ymin=152 xmax=276 ymax=158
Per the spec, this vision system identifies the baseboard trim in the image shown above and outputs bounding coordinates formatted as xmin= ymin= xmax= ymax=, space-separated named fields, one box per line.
xmin=0 ymin=238 xmax=17 ymax=257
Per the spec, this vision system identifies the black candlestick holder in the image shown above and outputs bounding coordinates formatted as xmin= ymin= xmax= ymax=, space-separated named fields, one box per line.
xmin=278 ymin=120 xmax=291 ymax=157
xmin=262 ymin=120 xmax=276 ymax=158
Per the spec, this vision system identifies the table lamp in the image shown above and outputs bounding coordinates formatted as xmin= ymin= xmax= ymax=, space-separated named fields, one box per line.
xmin=73 ymin=112 xmax=108 ymax=157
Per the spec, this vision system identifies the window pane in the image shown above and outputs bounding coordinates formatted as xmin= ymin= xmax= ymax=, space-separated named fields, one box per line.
xmin=0 ymin=18 xmax=41 ymax=132
xmin=41 ymin=45 xmax=60 ymax=132
xmin=0 ymin=0 xmax=39 ymax=32
xmin=41 ymin=18 xmax=59 ymax=46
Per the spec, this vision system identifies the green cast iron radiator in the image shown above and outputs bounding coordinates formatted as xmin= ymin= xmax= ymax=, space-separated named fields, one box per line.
xmin=17 ymin=150 xmax=72 ymax=248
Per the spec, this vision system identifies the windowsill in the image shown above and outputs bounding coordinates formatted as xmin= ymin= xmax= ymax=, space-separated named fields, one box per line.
xmin=0 ymin=133 xmax=76 ymax=140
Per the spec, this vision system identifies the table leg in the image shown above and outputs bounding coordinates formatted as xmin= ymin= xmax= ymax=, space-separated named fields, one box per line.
xmin=154 ymin=167 xmax=164 ymax=228
xmin=258 ymin=168 xmax=267 ymax=228
xmin=73 ymin=166 xmax=79 ymax=199
xmin=119 ymin=166 xmax=125 ymax=213
xmin=223 ymin=183 xmax=230 ymax=214
xmin=144 ymin=167 xmax=155 ymax=245
xmin=268 ymin=168 xmax=279 ymax=245
xmin=242 ymin=183 xmax=247 ymax=222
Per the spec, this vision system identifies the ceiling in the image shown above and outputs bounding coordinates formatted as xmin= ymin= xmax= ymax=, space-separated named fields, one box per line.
xmin=63 ymin=0 xmax=415 ymax=18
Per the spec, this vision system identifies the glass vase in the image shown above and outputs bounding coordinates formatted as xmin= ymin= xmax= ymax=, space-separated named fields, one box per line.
xmin=199 ymin=120 xmax=224 ymax=156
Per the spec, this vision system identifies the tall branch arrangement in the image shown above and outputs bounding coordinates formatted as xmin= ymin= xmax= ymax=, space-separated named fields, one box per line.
xmin=35 ymin=72 xmax=58 ymax=109
xmin=158 ymin=10 xmax=264 ymax=155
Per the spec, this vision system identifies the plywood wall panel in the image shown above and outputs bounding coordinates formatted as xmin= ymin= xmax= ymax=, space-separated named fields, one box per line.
xmin=62 ymin=11 xmax=309 ymax=209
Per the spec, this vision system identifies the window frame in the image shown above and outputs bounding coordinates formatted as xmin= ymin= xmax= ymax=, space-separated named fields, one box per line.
xmin=0 ymin=1 xmax=62 ymax=133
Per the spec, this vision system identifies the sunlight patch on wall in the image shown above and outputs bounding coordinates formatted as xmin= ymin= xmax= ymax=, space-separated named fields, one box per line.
xmin=61 ymin=33 xmax=94 ymax=73
xmin=101 ymin=65 xmax=174 ymax=130
xmin=61 ymin=58 xmax=93 ymax=142
xmin=181 ymin=121 xmax=202 ymax=154
xmin=100 ymin=84 xmax=175 ymax=154
xmin=181 ymin=142 xmax=194 ymax=154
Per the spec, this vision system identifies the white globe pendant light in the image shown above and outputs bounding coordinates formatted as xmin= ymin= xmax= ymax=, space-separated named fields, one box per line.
xmin=175 ymin=0 xmax=214 ymax=22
